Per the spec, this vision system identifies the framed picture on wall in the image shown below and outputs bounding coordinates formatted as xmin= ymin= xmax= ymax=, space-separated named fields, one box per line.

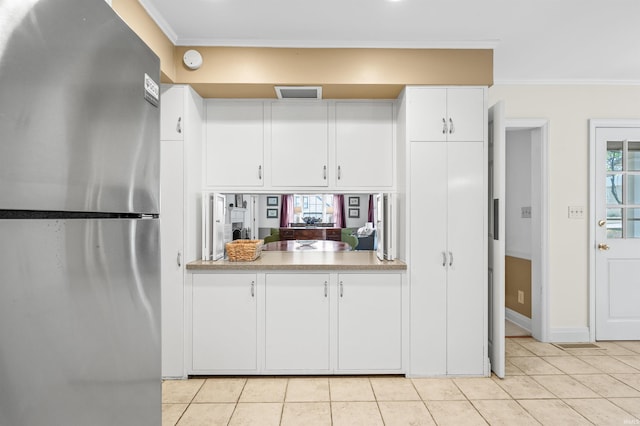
xmin=348 ymin=196 xmax=360 ymax=206
xmin=266 ymin=196 xmax=278 ymax=206
xmin=267 ymin=208 xmax=278 ymax=219
xmin=348 ymin=208 xmax=360 ymax=218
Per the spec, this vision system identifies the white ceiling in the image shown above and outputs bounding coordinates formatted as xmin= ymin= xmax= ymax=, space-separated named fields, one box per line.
xmin=139 ymin=0 xmax=640 ymax=84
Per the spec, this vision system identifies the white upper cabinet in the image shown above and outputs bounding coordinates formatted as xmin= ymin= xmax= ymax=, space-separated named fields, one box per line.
xmin=205 ymin=101 xmax=264 ymax=187
xmin=160 ymin=86 xmax=185 ymax=140
xmin=335 ymin=102 xmax=394 ymax=188
xmin=270 ymin=102 xmax=329 ymax=187
xmin=407 ymin=87 xmax=484 ymax=142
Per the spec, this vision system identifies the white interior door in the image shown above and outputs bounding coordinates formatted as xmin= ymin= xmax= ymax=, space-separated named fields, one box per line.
xmin=488 ymin=102 xmax=506 ymax=378
xmin=595 ymin=126 xmax=640 ymax=340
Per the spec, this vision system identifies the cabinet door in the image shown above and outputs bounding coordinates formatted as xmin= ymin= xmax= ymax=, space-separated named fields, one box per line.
xmin=446 ymin=142 xmax=485 ymax=374
xmin=160 ymin=138 xmax=184 ymax=377
xmin=337 ymin=274 xmax=402 ymax=371
xmin=446 ymin=88 xmax=485 ymax=142
xmin=407 ymin=87 xmax=447 ymax=142
xmin=205 ymin=101 xmax=264 ymax=187
xmin=271 ymin=103 xmax=329 ymax=187
xmin=265 ymin=274 xmax=330 ymax=371
xmin=335 ymin=102 xmax=394 ymax=188
xmin=409 ymin=142 xmax=449 ymax=375
xmin=192 ymin=274 xmax=257 ymax=371
xmin=160 ymin=86 xmax=184 ymax=141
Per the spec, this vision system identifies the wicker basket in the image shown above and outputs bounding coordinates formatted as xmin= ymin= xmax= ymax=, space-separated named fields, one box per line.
xmin=226 ymin=239 xmax=263 ymax=262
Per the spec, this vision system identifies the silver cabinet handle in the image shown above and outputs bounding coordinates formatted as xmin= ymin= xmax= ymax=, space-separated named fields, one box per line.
xmin=338 ymin=165 xmax=342 ymax=180
xmin=323 ymin=165 xmax=327 ymax=180
xmin=324 ymin=281 xmax=328 ymax=298
xmin=442 ymin=118 xmax=447 ymax=134
xmin=177 ymin=117 xmax=182 ymax=134
xmin=449 ymin=118 xmax=454 ymax=134
xmin=251 ymin=280 xmax=255 ymax=297
xmin=339 ymin=281 xmax=344 ymax=298
xmin=449 ymin=251 xmax=453 ymax=267
xmin=442 ymin=252 xmax=447 ymax=267
xmin=177 ymin=251 xmax=182 ymax=267
xmin=258 ymin=165 xmax=262 ymax=180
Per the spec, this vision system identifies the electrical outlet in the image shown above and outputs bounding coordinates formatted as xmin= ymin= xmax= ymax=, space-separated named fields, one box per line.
xmin=518 ymin=290 xmax=525 ymax=304
xmin=568 ymin=205 xmax=585 ymax=219
xmin=521 ymin=206 xmax=532 ymax=219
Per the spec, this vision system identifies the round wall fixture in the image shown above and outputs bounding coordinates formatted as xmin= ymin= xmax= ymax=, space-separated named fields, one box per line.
xmin=183 ymin=49 xmax=203 ymax=70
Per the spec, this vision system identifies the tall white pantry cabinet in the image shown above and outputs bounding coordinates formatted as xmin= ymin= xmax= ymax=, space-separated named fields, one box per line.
xmin=401 ymin=87 xmax=488 ymax=376
xmin=160 ymin=85 xmax=204 ymax=378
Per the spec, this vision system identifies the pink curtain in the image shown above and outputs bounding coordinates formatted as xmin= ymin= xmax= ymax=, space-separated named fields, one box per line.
xmin=280 ymin=195 xmax=293 ymax=227
xmin=333 ymin=194 xmax=346 ymax=228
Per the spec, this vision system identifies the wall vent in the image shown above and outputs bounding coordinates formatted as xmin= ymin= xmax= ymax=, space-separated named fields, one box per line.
xmin=275 ymin=86 xmax=322 ymax=99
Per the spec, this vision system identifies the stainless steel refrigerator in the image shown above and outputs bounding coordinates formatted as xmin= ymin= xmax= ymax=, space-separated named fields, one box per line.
xmin=0 ymin=1 xmax=161 ymax=425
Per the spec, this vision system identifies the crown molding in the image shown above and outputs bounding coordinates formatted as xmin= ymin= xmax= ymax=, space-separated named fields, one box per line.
xmin=173 ymin=38 xmax=500 ymax=50
xmin=137 ymin=0 xmax=178 ymax=44
xmin=494 ymin=79 xmax=640 ymax=86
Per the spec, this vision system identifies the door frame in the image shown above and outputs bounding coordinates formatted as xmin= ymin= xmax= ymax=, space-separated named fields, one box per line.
xmin=588 ymin=119 xmax=640 ymax=341
xmin=505 ymin=118 xmax=550 ymax=342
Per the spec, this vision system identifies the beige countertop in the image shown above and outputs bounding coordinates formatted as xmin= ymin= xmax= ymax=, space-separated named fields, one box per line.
xmin=187 ymin=251 xmax=406 ymax=271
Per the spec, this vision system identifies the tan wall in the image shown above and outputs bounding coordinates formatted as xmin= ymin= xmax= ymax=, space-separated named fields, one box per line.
xmin=490 ymin=85 xmax=640 ymax=331
xmin=505 ymin=256 xmax=532 ymax=318
xmin=111 ymin=0 xmax=176 ymax=82
xmin=175 ymin=47 xmax=493 ymax=98
xmin=105 ymin=1 xmax=494 ymax=99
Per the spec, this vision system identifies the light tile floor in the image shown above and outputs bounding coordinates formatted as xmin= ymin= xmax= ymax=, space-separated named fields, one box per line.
xmin=163 ymin=338 xmax=640 ymax=425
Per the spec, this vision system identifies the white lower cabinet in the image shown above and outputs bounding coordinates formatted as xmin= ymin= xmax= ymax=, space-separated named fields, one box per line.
xmin=191 ymin=273 xmax=257 ymax=372
xmin=264 ymin=274 xmax=330 ymax=372
xmin=189 ymin=271 xmax=404 ymax=374
xmin=337 ymin=273 xmax=402 ymax=371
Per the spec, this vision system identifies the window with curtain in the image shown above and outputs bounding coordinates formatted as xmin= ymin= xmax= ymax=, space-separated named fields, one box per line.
xmin=293 ymin=194 xmax=334 ymax=223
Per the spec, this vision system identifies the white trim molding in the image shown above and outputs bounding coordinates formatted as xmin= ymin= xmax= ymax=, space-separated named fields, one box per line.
xmin=505 ymin=308 xmax=532 ymax=333
xmin=548 ymin=328 xmax=591 ymax=343
xmin=505 ymin=118 xmax=550 ymax=342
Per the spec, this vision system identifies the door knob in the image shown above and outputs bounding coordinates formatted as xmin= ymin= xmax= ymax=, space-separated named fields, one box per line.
xmin=598 ymin=243 xmax=610 ymax=251
xmin=598 ymin=219 xmax=606 ymax=227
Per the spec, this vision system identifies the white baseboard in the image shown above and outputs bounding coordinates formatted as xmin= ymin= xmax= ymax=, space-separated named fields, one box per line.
xmin=505 ymin=308 xmax=532 ymax=332
xmin=548 ymin=327 xmax=591 ymax=343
